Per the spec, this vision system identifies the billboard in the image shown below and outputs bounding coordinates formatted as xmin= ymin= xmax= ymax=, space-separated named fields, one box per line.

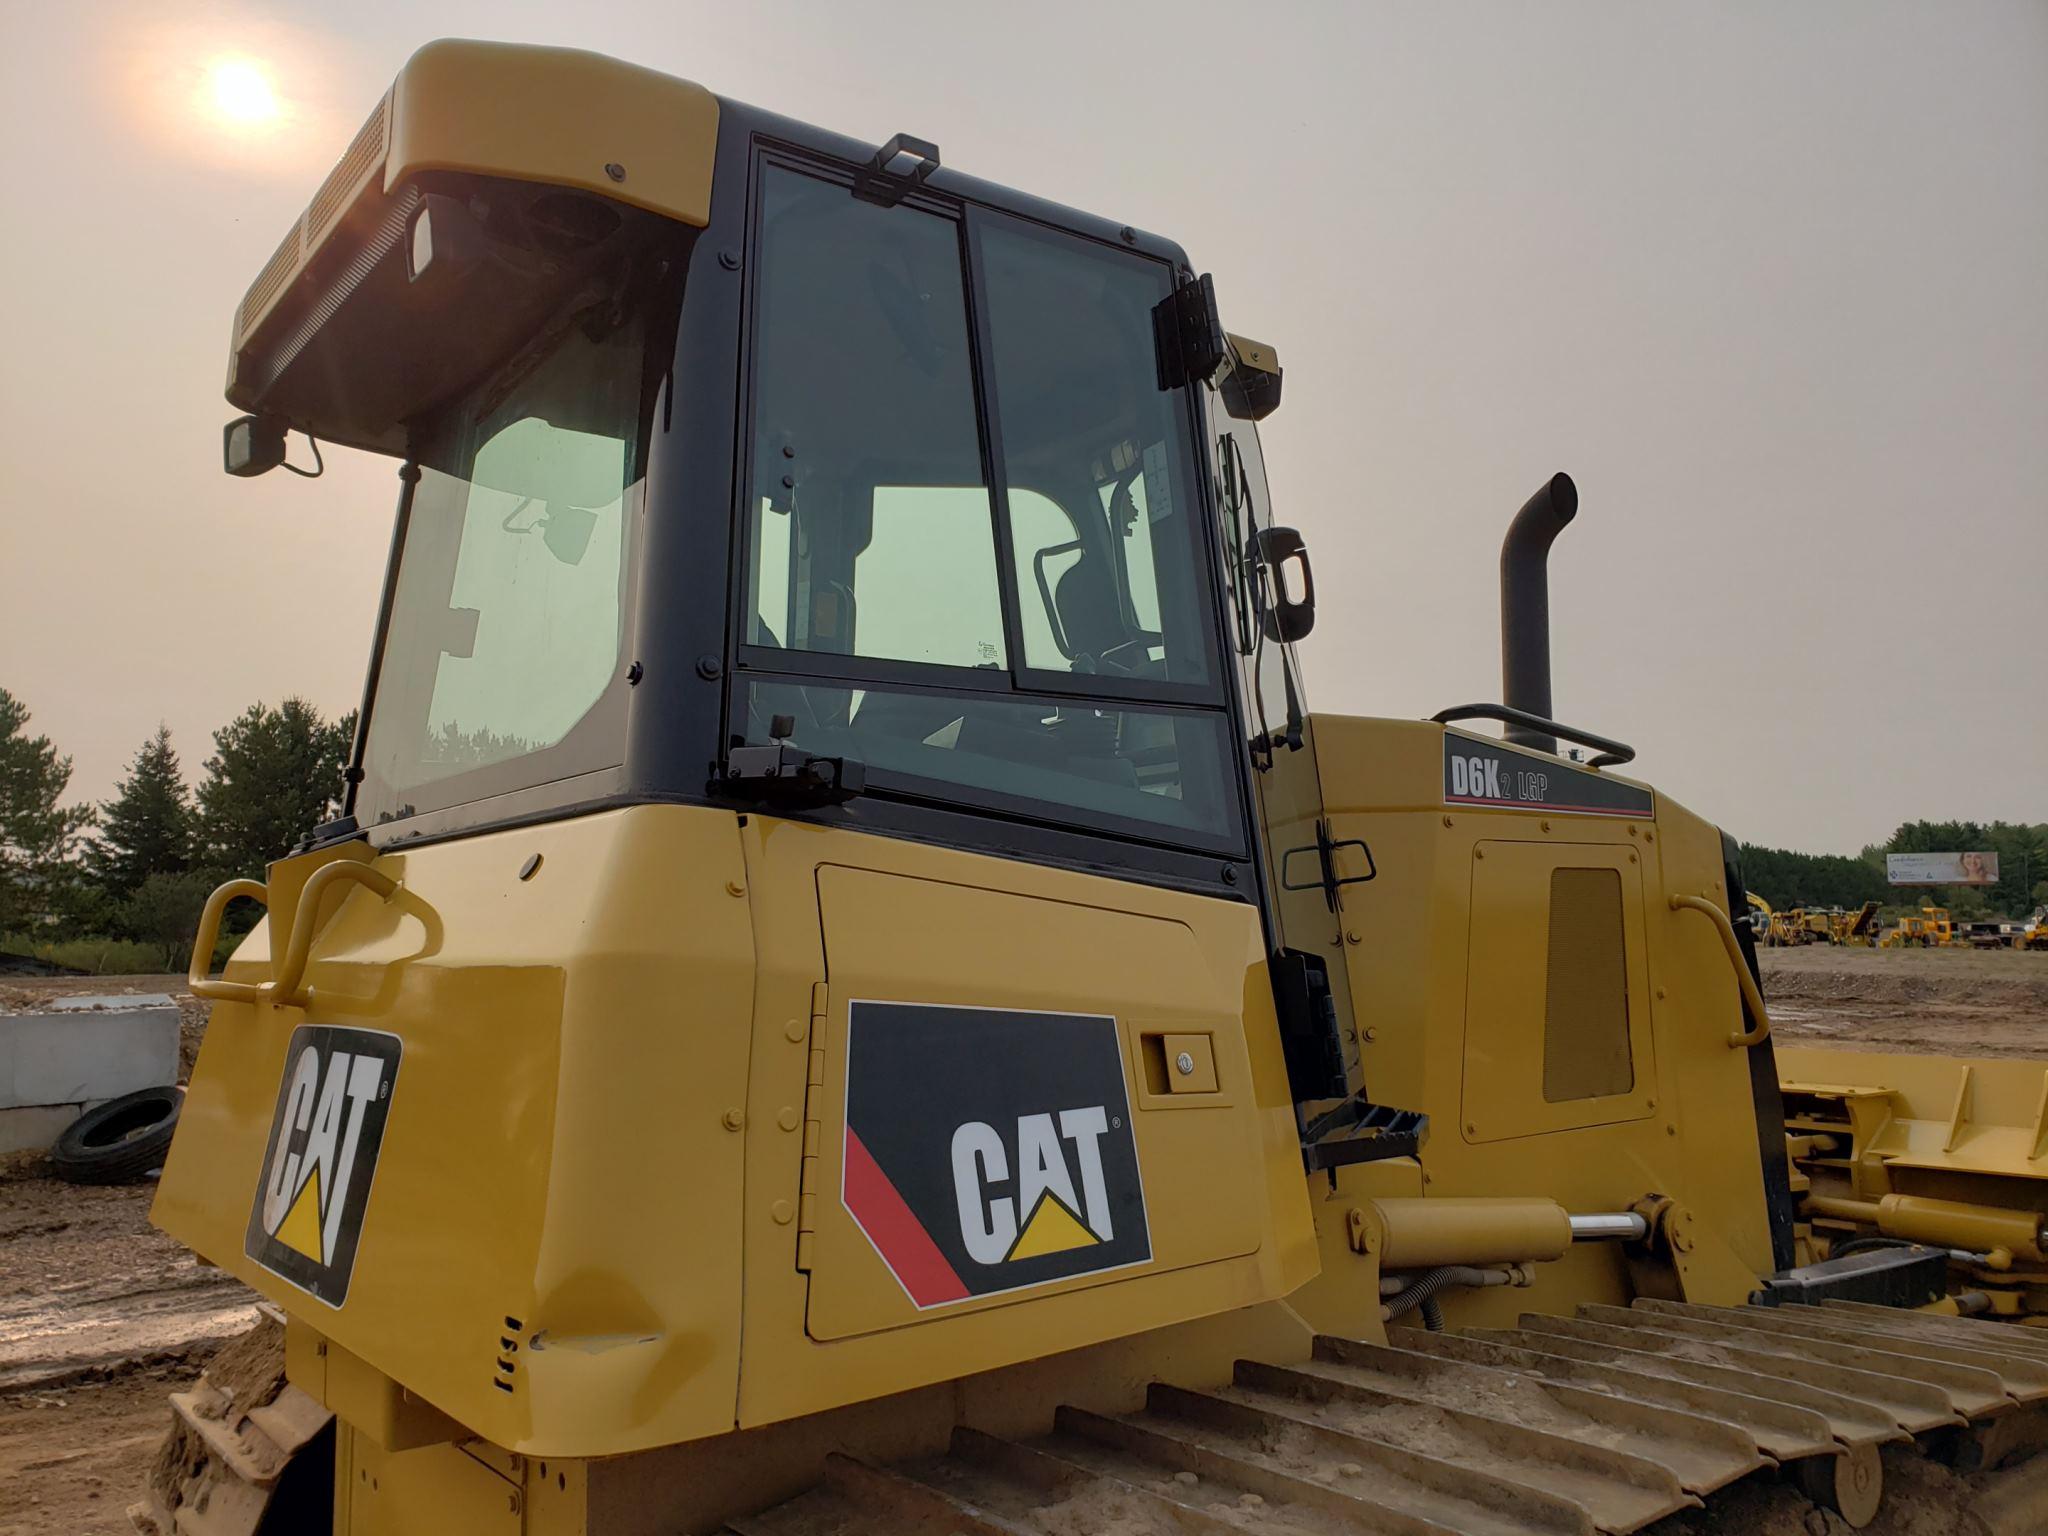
xmin=1887 ymin=852 xmax=2000 ymax=886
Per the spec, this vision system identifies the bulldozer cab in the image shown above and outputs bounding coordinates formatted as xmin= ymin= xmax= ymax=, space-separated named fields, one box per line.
xmin=171 ymin=38 xmax=1346 ymax=1456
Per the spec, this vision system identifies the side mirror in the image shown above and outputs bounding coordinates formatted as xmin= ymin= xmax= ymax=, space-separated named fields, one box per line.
xmin=1255 ymin=526 xmax=1316 ymax=642
xmin=1220 ymin=333 xmax=1283 ymax=421
xmin=223 ymin=414 xmax=288 ymax=477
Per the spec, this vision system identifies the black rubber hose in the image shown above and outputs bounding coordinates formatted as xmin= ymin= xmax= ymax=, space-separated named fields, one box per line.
xmin=1383 ymin=1265 xmax=1459 ymax=1324
xmin=1419 ymin=1296 xmax=1446 ymax=1332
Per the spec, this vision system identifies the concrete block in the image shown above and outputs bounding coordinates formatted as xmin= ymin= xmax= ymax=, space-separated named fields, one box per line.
xmin=0 ymin=997 xmax=178 ymax=1110
xmin=0 ymin=1101 xmax=94 ymax=1155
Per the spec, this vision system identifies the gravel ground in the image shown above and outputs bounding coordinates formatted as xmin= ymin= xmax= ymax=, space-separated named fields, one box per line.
xmin=0 ymin=979 xmax=253 ymax=1535
xmin=1760 ymin=944 xmax=2048 ymax=1057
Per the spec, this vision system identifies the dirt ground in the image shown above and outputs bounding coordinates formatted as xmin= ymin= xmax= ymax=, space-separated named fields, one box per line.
xmin=1 ymin=978 xmax=255 ymax=1536
xmin=1761 ymin=943 xmax=2048 ymax=1058
xmin=2 ymin=952 xmax=2046 ymax=1531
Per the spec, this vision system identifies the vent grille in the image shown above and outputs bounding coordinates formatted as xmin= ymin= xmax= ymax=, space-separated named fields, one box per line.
xmin=233 ymin=92 xmax=390 ymax=349
xmin=236 ymin=223 xmax=303 ymax=343
xmin=306 ymin=95 xmax=389 ymax=242
xmin=493 ymin=1313 xmax=523 ymax=1394
xmin=1542 ymin=866 xmax=1633 ymax=1102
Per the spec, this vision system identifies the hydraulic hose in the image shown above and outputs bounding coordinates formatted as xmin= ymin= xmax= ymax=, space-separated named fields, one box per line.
xmin=1380 ymin=1264 xmax=1525 ymax=1327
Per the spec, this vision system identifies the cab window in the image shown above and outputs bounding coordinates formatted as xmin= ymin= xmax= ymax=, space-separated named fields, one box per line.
xmin=357 ymin=305 xmax=647 ymax=824
xmin=738 ymin=163 xmax=1237 ymax=851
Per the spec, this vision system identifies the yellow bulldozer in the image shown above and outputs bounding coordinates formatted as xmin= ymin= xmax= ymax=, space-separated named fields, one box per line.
xmin=141 ymin=40 xmax=2048 ymax=1535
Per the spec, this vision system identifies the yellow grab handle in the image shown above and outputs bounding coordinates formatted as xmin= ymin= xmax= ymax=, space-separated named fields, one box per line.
xmin=188 ymin=861 xmax=401 ymax=1009
xmin=1669 ymin=893 xmax=1772 ymax=1048
xmin=270 ymin=860 xmax=401 ymax=1007
xmin=189 ymin=879 xmax=271 ymax=1004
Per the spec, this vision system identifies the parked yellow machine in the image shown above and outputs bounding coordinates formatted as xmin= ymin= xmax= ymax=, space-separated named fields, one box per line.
xmin=2021 ymin=908 xmax=2048 ymax=951
xmin=1883 ymin=904 xmax=1957 ymax=947
xmin=1794 ymin=907 xmax=1839 ymax=945
xmin=1745 ymin=890 xmax=1773 ymax=941
xmin=142 ymin=39 xmax=2048 ymax=1535
xmin=1832 ymin=900 xmax=1883 ymax=946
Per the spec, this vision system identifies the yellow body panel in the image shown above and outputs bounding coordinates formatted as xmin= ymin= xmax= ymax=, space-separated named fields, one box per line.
xmin=1461 ymin=838 xmax=1659 ymax=1139
xmin=386 ymin=41 xmax=718 ymax=227
xmin=1780 ymin=1046 xmax=2048 ymax=1195
xmin=1299 ymin=714 xmax=1778 ymax=1326
xmin=158 ymin=804 xmax=1318 ymax=1463
xmin=726 ymin=812 xmax=1317 ymax=1427
xmin=233 ymin=40 xmax=715 ymax=357
xmin=157 ymin=806 xmax=758 ymax=1457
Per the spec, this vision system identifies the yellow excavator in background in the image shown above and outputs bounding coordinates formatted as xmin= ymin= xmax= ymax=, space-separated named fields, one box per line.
xmin=1745 ymin=891 xmax=1773 ymax=942
xmin=140 ymin=40 xmax=2048 ymax=1536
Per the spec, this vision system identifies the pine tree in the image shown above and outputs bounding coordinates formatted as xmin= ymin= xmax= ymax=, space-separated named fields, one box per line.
xmin=88 ymin=725 xmax=194 ymax=902
xmin=196 ymin=699 xmax=352 ymax=875
xmin=0 ymin=685 xmax=94 ymax=932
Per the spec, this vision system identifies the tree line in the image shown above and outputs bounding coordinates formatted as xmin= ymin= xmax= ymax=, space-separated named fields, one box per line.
xmin=0 ymin=685 xmax=351 ymax=970
xmin=1741 ymin=820 xmax=2048 ymax=921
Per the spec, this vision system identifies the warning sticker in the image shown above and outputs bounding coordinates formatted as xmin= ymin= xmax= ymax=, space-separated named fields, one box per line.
xmin=841 ymin=1002 xmax=1151 ymax=1308
xmin=244 ymin=1025 xmax=400 ymax=1307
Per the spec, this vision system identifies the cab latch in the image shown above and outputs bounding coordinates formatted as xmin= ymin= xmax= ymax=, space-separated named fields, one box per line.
xmin=720 ymin=716 xmax=865 ymax=808
xmin=720 ymin=742 xmax=865 ymax=808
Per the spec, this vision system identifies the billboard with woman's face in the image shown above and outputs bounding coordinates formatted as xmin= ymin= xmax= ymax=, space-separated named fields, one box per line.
xmin=1887 ymin=851 xmax=2001 ymax=885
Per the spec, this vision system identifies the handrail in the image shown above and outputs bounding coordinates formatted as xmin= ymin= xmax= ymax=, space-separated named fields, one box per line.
xmin=188 ymin=879 xmax=270 ymax=1004
xmin=188 ymin=861 xmax=402 ymax=1009
xmin=271 ymin=861 xmax=401 ymax=1007
xmin=1669 ymin=893 xmax=1772 ymax=1048
xmin=1430 ymin=703 xmax=1635 ymax=767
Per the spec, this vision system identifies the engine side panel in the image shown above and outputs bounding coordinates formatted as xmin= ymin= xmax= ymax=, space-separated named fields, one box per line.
xmin=1303 ymin=713 xmax=1778 ymax=1324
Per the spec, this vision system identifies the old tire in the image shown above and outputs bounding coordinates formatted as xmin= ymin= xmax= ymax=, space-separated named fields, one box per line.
xmin=50 ymin=1086 xmax=182 ymax=1184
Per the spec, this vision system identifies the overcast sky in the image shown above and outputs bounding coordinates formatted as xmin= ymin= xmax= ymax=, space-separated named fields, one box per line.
xmin=1 ymin=0 xmax=2040 ymax=854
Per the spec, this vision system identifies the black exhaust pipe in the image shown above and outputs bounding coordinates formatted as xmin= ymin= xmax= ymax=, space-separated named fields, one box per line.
xmin=1499 ymin=472 xmax=1578 ymax=753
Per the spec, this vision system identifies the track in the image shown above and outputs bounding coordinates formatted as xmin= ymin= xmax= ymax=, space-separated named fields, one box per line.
xmin=732 ymin=1301 xmax=2048 ymax=1535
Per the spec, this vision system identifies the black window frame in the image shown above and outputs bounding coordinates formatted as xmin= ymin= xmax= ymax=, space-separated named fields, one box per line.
xmin=727 ymin=144 xmax=1250 ymax=859
xmin=349 ymin=102 xmax=1275 ymax=914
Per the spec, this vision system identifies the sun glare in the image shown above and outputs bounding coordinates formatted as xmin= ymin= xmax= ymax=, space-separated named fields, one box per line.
xmin=207 ymin=58 xmax=279 ymax=126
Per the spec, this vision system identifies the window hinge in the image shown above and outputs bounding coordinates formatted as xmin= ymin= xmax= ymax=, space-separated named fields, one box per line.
xmin=1152 ymin=271 xmax=1227 ymax=391
xmin=795 ymin=981 xmax=829 ymax=1273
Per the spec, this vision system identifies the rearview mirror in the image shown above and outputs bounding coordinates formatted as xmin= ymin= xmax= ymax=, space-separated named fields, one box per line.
xmin=223 ymin=415 xmax=287 ymax=477
xmin=1255 ymin=526 xmax=1316 ymax=642
xmin=1221 ymin=334 xmax=1283 ymax=421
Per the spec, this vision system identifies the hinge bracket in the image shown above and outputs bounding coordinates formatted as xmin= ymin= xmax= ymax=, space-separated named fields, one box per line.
xmin=795 ymin=981 xmax=829 ymax=1272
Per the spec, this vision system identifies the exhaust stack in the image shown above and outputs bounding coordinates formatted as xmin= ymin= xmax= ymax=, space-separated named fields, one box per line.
xmin=1499 ymin=472 xmax=1578 ymax=753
